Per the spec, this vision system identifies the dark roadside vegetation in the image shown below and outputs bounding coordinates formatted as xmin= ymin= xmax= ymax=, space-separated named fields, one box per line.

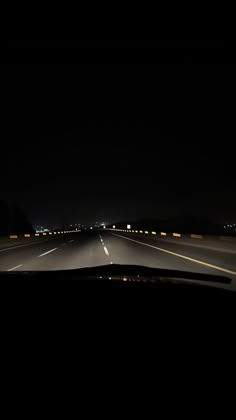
xmin=108 ymin=216 xmax=236 ymax=236
xmin=0 ymin=200 xmax=34 ymax=236
xmin=1 ymin=198 xmax=234 ymax=237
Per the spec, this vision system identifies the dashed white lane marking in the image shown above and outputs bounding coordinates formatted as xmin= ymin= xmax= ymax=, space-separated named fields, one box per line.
xmin=7 ymin=264 xmax=23 ymax=271
xmin=112 ymin=233 xmax=236 ymax=276
xmin=104 ymin=246 xmax=109 ymax=256
xmin=69 ymin=240 xmax=74 ymax=243
xmin=99 ymin=234 xmax=111 ymax=260
xmin=62 ymin=243 xmax=66 ymax=246
xmin=38 ymin=248 xmax=58 ymax=257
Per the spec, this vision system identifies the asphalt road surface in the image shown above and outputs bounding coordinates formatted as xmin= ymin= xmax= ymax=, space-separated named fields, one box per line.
xmin=0 ymin=230 xmax=236 ymax=289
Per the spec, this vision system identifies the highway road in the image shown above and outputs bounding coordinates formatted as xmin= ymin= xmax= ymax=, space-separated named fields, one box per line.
xmin=0 ymin=230 xmax=236 ymax=289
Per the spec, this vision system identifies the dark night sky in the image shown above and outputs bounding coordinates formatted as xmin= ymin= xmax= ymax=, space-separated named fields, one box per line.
xmin=2 ymin=39 xmax=231 ymax=226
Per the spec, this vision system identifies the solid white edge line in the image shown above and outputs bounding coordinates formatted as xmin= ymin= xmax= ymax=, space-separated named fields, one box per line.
xmin=0 ymin=238 xmax=54 ymax=253
xmin=8 ymin=264 xmax=23 ymax=271
xmin=38 ymin=248 xmax=58 ymax=257
xmin=112 ymin=233 xmax=236 ymax=276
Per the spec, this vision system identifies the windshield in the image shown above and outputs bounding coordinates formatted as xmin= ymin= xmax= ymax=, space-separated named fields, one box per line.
xmin=2 ymin=39 xmax=234 ymax=289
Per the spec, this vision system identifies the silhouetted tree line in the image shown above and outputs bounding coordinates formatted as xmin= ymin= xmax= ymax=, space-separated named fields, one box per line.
xmin=109 ymin=216 xmax=227 ymax=236
xmin=0 ymin=200 xmax=35 ymax=235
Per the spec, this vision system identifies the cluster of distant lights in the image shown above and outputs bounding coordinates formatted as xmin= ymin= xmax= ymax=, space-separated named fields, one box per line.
xmin=224 ymin=224 xmax=236 ymax=228
xmin=36 ymin=222 xmax=109 ymax=232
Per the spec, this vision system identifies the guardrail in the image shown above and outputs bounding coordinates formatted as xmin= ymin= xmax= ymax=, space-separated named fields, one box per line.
xmin=1 ymin=230 xmax=82 ymax=240
xmin=7 ymin=232 xmax=64 ymax=239
xmin=109 ymin=228 xmax=182 ymax=237
xmin=107 ymin=228 xmax=236 ymax=241
xmin=3 ymin=228 xmax=236 ymax=242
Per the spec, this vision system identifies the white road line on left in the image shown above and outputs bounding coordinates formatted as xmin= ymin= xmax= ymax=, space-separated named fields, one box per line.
xmin=38 ymin=248 xmax=58 ymax=257
xmin=0 ymin=238 xmax=54 ymax=253
xmin=8 ymin=264 xmax=23 ymax=271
